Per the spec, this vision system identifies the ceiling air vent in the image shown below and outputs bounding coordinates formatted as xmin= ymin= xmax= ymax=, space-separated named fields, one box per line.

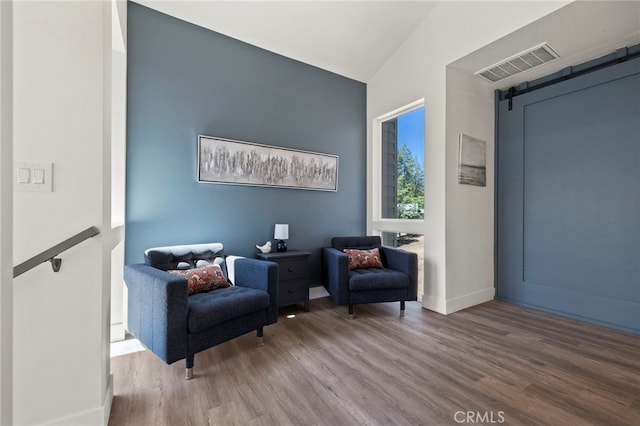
xmin=475 ymin=42 xmax=560 ymax=83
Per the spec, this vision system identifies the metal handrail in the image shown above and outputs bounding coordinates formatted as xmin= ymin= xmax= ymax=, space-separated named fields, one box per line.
xmin=13 ymin=226 xmax=100 ymax=278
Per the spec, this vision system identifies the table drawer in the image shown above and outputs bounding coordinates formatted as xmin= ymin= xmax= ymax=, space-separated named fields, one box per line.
xmin=279 ymin=278 xmax=307 ymax=306
xmin=278 ymin=259 xmax=306 ymax=280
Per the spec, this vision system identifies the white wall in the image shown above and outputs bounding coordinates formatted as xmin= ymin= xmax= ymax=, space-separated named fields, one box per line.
xmin=444 ymin=67 xmax=495 ymax=311
xmin=13 ymin=1 xmax=114 ymax=424
xmin=110 ymin=0 xmax=127 ymax=343
xmin=367 ymin=1 xmax=569 ymax=314
xmin=0 ymin=1 xmax=14 ymax=424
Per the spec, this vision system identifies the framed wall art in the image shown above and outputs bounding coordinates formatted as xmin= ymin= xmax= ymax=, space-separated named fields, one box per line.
xmin=198 ymin=135 xmax=338 ymax=191
xmin=458 ymin=133 xmax=486 ymax=187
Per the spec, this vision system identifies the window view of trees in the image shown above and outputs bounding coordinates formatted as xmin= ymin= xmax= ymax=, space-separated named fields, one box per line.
xmin=396 ymin=142 xmax=424 ymax=219
xmin=381 ymin=106 xmax=424 ymax=220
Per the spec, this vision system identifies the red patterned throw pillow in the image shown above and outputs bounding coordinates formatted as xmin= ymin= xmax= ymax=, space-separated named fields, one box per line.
xmin=343 ymin=248 xmax=384 ymax=270
xmin=169 ymin=264 xmax=230 ymax=295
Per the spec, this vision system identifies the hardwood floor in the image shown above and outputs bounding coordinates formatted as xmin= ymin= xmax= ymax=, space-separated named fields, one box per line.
xmin=109 ymin=298 xmax=640 ymax=426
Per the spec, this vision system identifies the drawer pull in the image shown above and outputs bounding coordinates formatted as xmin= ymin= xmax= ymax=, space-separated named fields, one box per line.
xmin=288 ymin=267 xmax=294 ymax=272
xmin=288 ymin=289 xmax=294 ymax=294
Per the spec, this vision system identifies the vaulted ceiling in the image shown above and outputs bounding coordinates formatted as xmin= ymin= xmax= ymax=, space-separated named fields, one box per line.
xmin=135 ymin=1 xmax=439 ymax=82
xmin=135 ymin=1 xmax=640 ymax=87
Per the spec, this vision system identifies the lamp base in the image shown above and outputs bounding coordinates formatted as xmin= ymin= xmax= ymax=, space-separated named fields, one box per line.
xmin=276 ymin=240 xmax=287 ymax=252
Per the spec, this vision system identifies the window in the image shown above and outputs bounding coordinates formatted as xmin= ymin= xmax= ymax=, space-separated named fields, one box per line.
xmin=381 ymin=232 xmax=424 ymax=300
xmin=380 ymin=106 xmax=425 ymax=219
xmin=371 ymin=101 xmax=425 ymax=300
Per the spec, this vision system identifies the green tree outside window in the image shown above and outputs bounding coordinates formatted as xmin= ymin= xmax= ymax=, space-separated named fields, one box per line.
xmin=396 ymin=143 xmax=424 ymax=219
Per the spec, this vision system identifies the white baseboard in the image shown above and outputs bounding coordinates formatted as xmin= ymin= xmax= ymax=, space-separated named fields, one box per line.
xmin=445 ymin=287 xmax=495 ymax=314
xmin=422 ymin=288 xmax=495 ymax=315
xmin=46 ymin=374 xmax=113 ymax=426
xmin=110 ymin=323 xmax=125 ymax=342
xmin=110 ymin=337 xmax=145 ymax=358
xmin=309 ymin=285 xmax=329 ymax=300
xmin=421 ymin=294 xmax=447 ymax=314
xmin=103 ymin=374 xmax=114 ymax=426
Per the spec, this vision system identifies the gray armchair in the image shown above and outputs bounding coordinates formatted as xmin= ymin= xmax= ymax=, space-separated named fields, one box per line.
xmin=124 ymin=243 xmax=278 ymax=379
xmin=323 ymin=236 xmax=418 ymax=318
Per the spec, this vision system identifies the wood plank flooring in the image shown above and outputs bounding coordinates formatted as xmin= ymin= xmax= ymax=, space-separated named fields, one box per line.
xmin=109 ymin=298 xmax=640 ymax=426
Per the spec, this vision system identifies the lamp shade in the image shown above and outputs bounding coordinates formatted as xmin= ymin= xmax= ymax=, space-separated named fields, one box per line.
xmin=274 ymin=224 xmax=289 ymax=240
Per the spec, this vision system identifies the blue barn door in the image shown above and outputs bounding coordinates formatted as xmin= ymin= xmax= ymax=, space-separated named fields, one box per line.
xmin=496 ymin=57 xmax=640 ymax=333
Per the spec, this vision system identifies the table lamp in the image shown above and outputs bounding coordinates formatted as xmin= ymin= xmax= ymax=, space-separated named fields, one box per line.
xmin=274 ymin=224 xmax=289 ymax=252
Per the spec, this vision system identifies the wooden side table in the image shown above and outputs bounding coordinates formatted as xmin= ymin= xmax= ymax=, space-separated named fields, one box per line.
xmin=256 ymin=250 xmax=311 ymax=312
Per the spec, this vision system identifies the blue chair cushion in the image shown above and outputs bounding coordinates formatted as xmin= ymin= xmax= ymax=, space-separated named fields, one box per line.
xmin=348 ymin=268 xmax=410 ymax=291
xmin=188 ymin=286 xmax=269 ymax=333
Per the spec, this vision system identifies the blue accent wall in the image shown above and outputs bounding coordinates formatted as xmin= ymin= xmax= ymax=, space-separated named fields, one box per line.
xmin=125 ymin=2 xmax=366 ymax=285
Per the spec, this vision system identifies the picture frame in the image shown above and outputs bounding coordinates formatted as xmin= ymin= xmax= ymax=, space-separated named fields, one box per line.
xmin=198 ymin=135 xmax=339 ymax=191
xmin=458 ymin=133 xmax=486 ymax=187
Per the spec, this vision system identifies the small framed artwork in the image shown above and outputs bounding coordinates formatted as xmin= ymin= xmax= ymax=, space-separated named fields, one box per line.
xmin=198 ymin=135 xmax=338 ymax=191
xmin=458 ymin=134 xmax=486 ymax=187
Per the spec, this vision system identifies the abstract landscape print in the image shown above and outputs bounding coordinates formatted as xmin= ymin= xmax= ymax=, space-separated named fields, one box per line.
xmin=198 ymin=135 xmax=338 ymax=191
xmin=458 ymin=134 xmax=486 ymax=187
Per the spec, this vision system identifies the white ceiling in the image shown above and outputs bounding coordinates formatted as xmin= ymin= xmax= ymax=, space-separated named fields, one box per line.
xmin=136 ymin=1 xmax=640 ymax=86
xmin=450 ymin=0 xmax=640 ymax=90
xmin=135 ymin=1 xmax=439 ymax=82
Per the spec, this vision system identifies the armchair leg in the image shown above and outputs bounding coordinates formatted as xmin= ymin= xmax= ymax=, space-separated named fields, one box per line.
xmin=348 ymin=304 xmax=354 ymax=320
xmin=257 ymin=327 xmax=264 ymax=347
xmin=185 ymin=355 xmax=194 ymax=380
xmin=400 ymin=301 xmax=406 ymax=317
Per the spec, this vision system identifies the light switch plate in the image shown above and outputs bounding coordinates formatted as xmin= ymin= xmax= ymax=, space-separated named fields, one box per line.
xmin=33 ymin=168 xmax=45 ymax=184
xmin=14 ymin=162 xmax=53 ymax=192
xmin=17 ymin=168 xmax=30 ymax=184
